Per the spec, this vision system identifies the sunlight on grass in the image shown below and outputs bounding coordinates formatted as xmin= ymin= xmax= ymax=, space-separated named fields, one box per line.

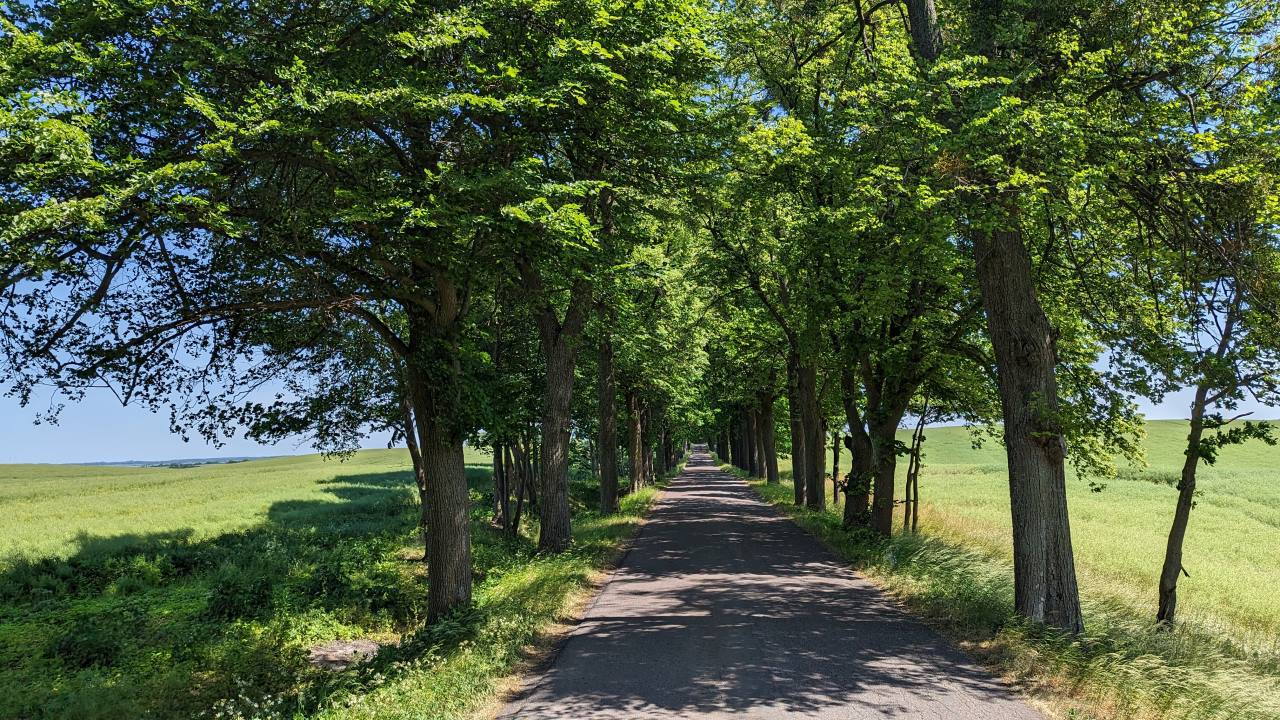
xmin=0 ymin=449 xmax=675 ymax=720
xmin=750 ymin=420 xmax=1280 ymax=720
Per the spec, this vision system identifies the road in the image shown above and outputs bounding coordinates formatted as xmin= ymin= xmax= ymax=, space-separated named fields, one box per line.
xmin=498 ymin=450 xmax=1043 ymax=719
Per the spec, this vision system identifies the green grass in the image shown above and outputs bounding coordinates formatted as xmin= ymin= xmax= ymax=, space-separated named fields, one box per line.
xmin=756 ymin=419 xmax=1280 ymax=720
xmin=0 ymin=448 xmax=673 ymax=720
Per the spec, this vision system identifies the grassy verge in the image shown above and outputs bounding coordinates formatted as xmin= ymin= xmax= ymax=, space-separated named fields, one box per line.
xmin=0 ymin=451 xmax=678 ymax=720
xmin=307 ymin=471 xmax=676 ymax=720
xmin=739 ymin=467 xmax=1280 ymax=720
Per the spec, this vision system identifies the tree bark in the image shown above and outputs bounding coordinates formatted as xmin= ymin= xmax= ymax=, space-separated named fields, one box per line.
xmin=905 ymin=407 xmax=927 ymax=533
xmin=641 ymin=404 xmax=654 ymax=486
xmin=831 ymin=428 xmax=842 ymax=507
xmin=406 ymin=372 xmax=472 ymax=621
xmin=758 ymin=391 xmax=780 ymax=484
xmin=534 ymin=313 xmax=578 ymax=554
xmin=905 ymin=0 xmax=942 ymax=63
xmin=754 ymin=405 xmax=768 ymax=479
xmin=1158 ymin=387 xmax=1208 ymax=623
xmin=972 ymin=225 xmax=1084 ymax=633
xmin=509 ymin=443 xmax=527 ymax=535
xmin=745 ymin=406 xmax=760 ymax=477
xmin=840 ymin=364 xmax=873 ymax=528
xmin=493 ymin=443 xmax=510 ymax=530
xmin=797 ymin=361 xmax=825 ymax=510
xmin=400 ymin=394 xmax=429 ymax=550
xmin=786 ymin=353 xmax=807 ymax=505
xmin=869 ymin=419 xmax=900 ymax=536
xmin=627 ymin=389 xmax=643 ymax=492
xmin=598 ymin=337 xmax=619 ymax=513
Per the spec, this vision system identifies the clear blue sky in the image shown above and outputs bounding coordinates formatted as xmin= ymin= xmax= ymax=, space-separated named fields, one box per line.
xmin=1 ymin=380 xmax=1273 ymax=464
xmin=1 ymin=387 xmax=393 ymax=464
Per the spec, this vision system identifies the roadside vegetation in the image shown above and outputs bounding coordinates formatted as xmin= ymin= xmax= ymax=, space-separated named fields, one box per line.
xmin=737 ymin=422 xmax=1280 ymax=720
xmin=0 ymin=451 xmax=674 ymax=720
xmin=3 ymin=0 xmax=1280 ymax=717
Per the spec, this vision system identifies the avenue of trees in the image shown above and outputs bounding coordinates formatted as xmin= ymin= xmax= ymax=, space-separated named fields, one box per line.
xmin=3 ymin=0 xmax=1278 ymax=635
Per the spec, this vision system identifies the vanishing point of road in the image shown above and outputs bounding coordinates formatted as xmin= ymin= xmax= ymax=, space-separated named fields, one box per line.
xmin=499 ymin=449 xmax=1043 ymax=719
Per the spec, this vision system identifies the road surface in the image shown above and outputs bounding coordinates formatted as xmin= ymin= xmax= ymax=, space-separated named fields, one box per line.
xmin=499 ymin=450 xmax=1042 ymax=719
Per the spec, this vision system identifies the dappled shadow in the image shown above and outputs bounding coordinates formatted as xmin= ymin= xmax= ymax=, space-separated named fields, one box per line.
xmin=0 ymin=467 xmax=463 ymax=719
xmin=500 ymin=452 xmax=1041 ymax=719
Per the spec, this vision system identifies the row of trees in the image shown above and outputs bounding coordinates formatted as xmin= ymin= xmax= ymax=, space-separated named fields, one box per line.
xmin=1 ymin=0 xmax=714 ymax=620
xmin=691 ymin=0 xmax=1280 ymax=633
xmin=4 ymin=0 xmax=1278 ymax=633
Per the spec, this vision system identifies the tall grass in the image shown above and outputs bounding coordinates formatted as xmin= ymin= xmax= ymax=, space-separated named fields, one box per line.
xmin=747 ymin=420 xmax=1280 ymax=720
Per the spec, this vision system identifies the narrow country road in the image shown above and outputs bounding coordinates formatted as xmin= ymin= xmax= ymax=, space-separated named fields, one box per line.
xmin=498 ymin=450 xmax=1043 ymax=719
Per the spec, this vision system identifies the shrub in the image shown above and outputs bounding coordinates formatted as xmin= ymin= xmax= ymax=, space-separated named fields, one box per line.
xmin=51 ymin=617 xmax=121 ymax=669
xmin=205 ymin=561 xmax=275 ymax=620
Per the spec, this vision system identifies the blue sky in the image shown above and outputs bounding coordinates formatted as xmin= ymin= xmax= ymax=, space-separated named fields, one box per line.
xmin=1 ymin=388 xmax=393 ymax=464
xmin=1 ymin=381 xmax=1273 ymax=464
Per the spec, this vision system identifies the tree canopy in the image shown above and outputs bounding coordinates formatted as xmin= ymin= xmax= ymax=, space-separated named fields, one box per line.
xmin=3 ymin=0 xmax=1278 ymax=632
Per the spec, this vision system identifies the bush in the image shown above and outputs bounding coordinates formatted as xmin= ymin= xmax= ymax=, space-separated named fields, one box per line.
xmin=205 ymin=561 xmax=276 ymax=620
xmin=51 ymin=617 xmax=121 ymax=669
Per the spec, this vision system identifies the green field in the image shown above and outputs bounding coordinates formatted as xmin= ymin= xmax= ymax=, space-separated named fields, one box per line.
xmin=3 ymin=421 xmax=1276 ymax=720
xmin=764 ymin=419 xmax=1280 ymax=719
xmin=0 ymin=447 xmax=668 ymax=719
xmin=777 ymin=420 xmax=1280 ymax=648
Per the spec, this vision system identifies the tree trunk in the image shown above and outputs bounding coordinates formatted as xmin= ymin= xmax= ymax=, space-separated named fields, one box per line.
xmin=797 ymin=361 xmax=824 ymax=510
xmin=1158 ymin=386 xmax=1208 ymax=624
xmin=641 ymin=405 xmax=654 ymax=486
xmin=509 ymin=444 xmax=527 ymax=535
xmin=754 ymin=406 xmax=768 ymax=479
xmin=831 ymin=428 xmax=842 ymax=507
xmin=493 ymin=443 xmax=510 ymax=530
xmin=745 ymin=407 xmax=759 ymax=477
xmin=905 ymin=0 xmax=942 ymax=63
xmin=406 ymin=374 xmax=472 ymax=621
xmin=869 ymin=419 xmax=899 ymax=536
xmin=972 ymin=225 xmax=1084 ymax=633
xmin=906 ymin=408 xmax=927 ymax=533
xmin=400 ymin=394 xmax=429 ymax=551
xmin=758 ymin=391 xmax=780 ymax=484
xmin=840 ymin=364 xmax=873 ymax=528
xmin=627 ymin=389 xmax=643 ymax=492
xmin=535 ymin=322 xmax=577 ymax=554
xmin=787 ymin=354 xmax=807 ymax=505
xmin=598 ymin=337 xmax=619 ymax=513
xmin=813 ymin=418 xmax=827 ymax=506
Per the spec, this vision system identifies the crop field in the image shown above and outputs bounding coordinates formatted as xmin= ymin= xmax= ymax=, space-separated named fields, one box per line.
xmin=0 ymin=448 xmax=666 ymax=719
xmin=766 ymin=419 xmax=1280 ymax=719
xmin=778 ymin=420 xmax=1280 ymax=647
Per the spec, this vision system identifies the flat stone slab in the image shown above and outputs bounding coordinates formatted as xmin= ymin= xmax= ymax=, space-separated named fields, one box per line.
xmin=308 ymin=639 xmax=381 ymax=671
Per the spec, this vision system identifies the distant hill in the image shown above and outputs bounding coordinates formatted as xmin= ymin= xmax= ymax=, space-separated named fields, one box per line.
xmin=80 ymin=455 xmax=278 ymax=468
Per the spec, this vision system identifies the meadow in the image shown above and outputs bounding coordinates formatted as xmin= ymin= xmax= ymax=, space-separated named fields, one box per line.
xmin=0 ymin=448 xmax=669 ymax=719
xmin=761 ymin=419 xmax=1280 ymax=720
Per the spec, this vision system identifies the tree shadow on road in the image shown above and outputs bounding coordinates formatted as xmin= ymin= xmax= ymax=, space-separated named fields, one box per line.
xmin=501 ymin=463 xmax=1040 ymax=719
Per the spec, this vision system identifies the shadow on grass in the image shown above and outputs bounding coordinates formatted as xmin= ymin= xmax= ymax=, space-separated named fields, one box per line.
xmin=745 ymin=473 xmax=1280 ymax=720
xmin=0 ymin=465 xmax=523 ymax=720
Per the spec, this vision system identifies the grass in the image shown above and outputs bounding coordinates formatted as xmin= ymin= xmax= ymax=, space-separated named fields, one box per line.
xmin=753 ymin=419 xmax=1280 ymax=720
xmin=0 ymin=448 xmax=674 ymax=720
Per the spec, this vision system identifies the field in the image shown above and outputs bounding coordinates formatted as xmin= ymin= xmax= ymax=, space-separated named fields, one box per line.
xmin=761 ymin=419 xmax=1280 ymax=719
xmin=4 ymin=420 xmax=1276 ymax=720
xmin=0 ymin=448 xmax=668 ymax=719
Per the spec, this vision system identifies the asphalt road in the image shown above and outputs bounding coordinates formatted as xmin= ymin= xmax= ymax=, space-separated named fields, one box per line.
xmin=498 ymin=451 xmax=1043 ymax=719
